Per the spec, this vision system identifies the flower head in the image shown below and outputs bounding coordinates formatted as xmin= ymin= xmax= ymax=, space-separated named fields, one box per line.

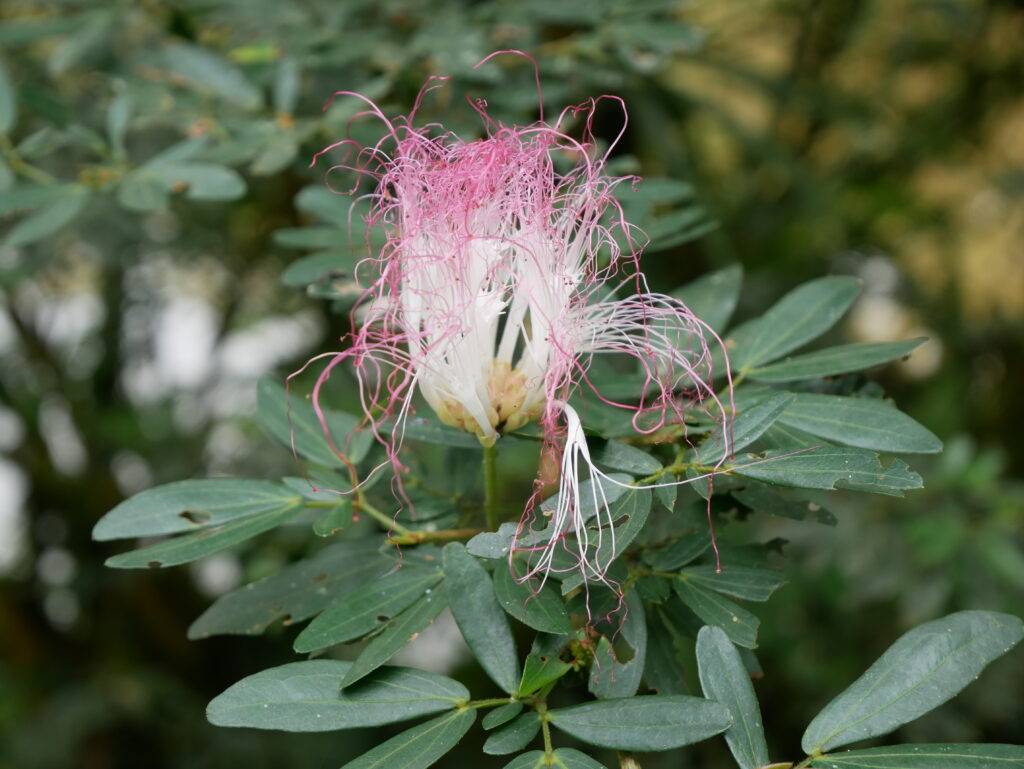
xmin=304 ymin=52 xmax=732 ymax=588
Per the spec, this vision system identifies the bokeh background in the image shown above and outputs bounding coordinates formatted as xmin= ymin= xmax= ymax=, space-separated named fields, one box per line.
xmin=1 ymin=1 xmax=1021 ymax=767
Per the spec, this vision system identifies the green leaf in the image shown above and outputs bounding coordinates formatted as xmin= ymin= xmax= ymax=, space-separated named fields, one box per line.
xmin=595 ymin=441 xmax=661 ymax=475
xmin=146 ymin=162 xmax=246 ymax=202
xmin=681 ymin=565 xmax=787 ymax=602
xmin=696 ymin=626 xmax=770 ymax=769
xmin=732 ymin=483 xmax=837 ymax=525
xmin=645 ymin=530 xmax=711 ymax=571
xmin=547 ymin=695 xmax=732 ymax=751
xmin=159 ymin=43 xmax=263 ymax=110
xmin=697 ymin=392 xmax=795 ymax=463
xmin=671 ymin=264 xmax=743 ymax=333
xmin=380 ymin=414 xmax=484 ymax=449
xmin=777 ymin=394 xmax=942 ymax=454
xmin=294 ymin=565 xmax=443 ymax=652
xmin=273 ymin=226 xmax=343 ymax=250
xmin=748 ymin=339 xmax=925 ymax=383
xmin=673 ymin=577 xmax=760 ymax=648
xmin=251 ymin=134 xmax=298 ymax=176
xmin=483 ymin=702 xmax=524 ymax=730
xmin=483 ymin=712 xmax=541 ymax=755
xmin=0 ymin=57 xmax=16 ymax=134
xmin=729 ymin=277 xmax=862 ymax=371
xmin=467 ymin=522 xmax=520 ymax=559
xmin=274 ymin=57 xmax=300 ymax=114
xmin=643 ymin=613 xmax=688 ymax=695
xmin=3 ymin=188 xmax=88 ymax=248
xmin=518 ymin=634 xmax=573 ymax=697
xmin=341 ymin=587 xmax=449 ymax=688
xmin=559 ymin=487 xmax=652 ymax=593
xmin=810 ymin=744 xmax=1024 ymax=768
xmin=590 ymin=591 xmax=647 ymax=699
xmin=503 ymin=752 xmax=546 ymax=769
xmin=94 ymin=478 xmax=300 ymax=540
xmin=340 ymin=708 xmax=475 ymax=769
xmin=550 ymin=749 xmax=610 ymax=768
xmin=730 ymin=447 xmax=923 ymax=496
xmin=104 ymin=505 xmax=296 ymax=569
xmin=493 ymin=561 xmax=572 ymax=634
xmin=802 ymin=611 xmax=1024 ymax=754
xmin=207 ymin=661 xmax=467 ymax=731
xmin=281 ymin=251 xmax=355 ymax=288
xmin=106 ymin=91 xmax=130 ymax=157
xmin=443 ymin=543 xmax=520 ymax=693
xmin=188 ymin=540 xmax=393 ymax=638
xmin=257 ymin=377 xmax=372 ymax=467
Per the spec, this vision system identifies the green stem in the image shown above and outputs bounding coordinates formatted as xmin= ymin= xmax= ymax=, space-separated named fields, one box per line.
xmin=387 ymin=528 xmax=483 ymax=546
xmin=466 ymin=697 xmax=515 ymax=709
xmin=0 ymin=134 xmax=57 ymax=185
xmin=356 ymin=496 xmax=412 ymax=537
xmin=483 ymin=442 xmax=499 ymax=530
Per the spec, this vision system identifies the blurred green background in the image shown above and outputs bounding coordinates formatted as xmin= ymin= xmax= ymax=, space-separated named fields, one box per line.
xmin=1 ymin=1 xmax=1021 ymax=767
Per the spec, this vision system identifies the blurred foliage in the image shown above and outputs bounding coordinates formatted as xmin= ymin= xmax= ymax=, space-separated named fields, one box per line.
xmin=0 ymin=0 xmax=1021 ymax=768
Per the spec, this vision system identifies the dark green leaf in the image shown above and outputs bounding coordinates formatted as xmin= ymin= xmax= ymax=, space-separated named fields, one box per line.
xmin=547 ymin=695 xmax=732 ymax=751
xmin=273 ymin=226 xmax=342 ymax=250
xmin=519 ymin=634 xmax=573 ymax=696
xmin=207 ymin=661 xmax=467 ymax=731
xmin=697 ymin=392 xmax=795 ymax=463
xmin=493 ymin=561 xmax=572 ymax=634
xmin=257 ymin=377 xmax=372 ymax=466
xmin=673 ymin=577 xmax=760 ymax=648
xmin=696 ymin=625 xmax=770 ymax=769
xmin=550 ymin=749 xmax=610 ymax=768
xmin=294 ymin=565 xmax=442 ymax=652
xmin=590 ymin=591 xmax=646 ymax=699
xmin=595 ymin=441 xmax=661 ymax=475
xmin=104 ymin=505 xmax=296 ymax=569
xmin=748 ymin=339 xmax=926 ymax=383
xmin=729 ymin=277 xmax=862 ymax=371
xmin=188 ymin=540 xmax=393 ymax=638
xmin=681 ymin=565 xmax=787 ymax=602
xmin=340 ymin=708 xmax=475 ymax=769
xmin=732 ymin=483 xmax=837 ymax=525
xmin=810 ymin=744 xmax=1024 ymax=768
xmin=341 ymin=587 xmax=449 ymax=688
xmin=483 ymin=702 xmax=524 ymax=730
xmin=645 ymin=530 xmax=711 ymax=571
xmin=443 ymin=543 xmax=520 ymax=693
xmin=643 ymin=614 xmax=689 ymax=695
xmin=483 ymin=712 xmax=541 ymax=755
xmin=94 ymin=478 xmax=300 ymax=540
xmin=802 ymin=611 xmax=1024 ymax=753
xmin=730 ymin=447 xmax=923 ymax=496
xmin=671 ymin=264 xmax=743 ymax=333
xmin=777 ymin=394 xmax=942 ymax=454
xmin=503 ymin=752 xmax=546 ymax=769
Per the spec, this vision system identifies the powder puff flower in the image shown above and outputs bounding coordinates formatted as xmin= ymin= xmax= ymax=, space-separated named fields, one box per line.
xmin=304 ymin=52 xmax=732 ymax=588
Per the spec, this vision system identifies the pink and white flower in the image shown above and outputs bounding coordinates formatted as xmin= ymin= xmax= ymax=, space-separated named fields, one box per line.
xmin=304 ymin=52 xmax=732 ymax=587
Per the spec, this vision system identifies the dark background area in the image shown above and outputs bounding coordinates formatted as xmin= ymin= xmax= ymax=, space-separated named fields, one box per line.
xmin=1 ymin=1 xmax=1021 ymax=767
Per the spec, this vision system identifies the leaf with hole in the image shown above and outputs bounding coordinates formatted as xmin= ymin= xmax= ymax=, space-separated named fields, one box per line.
xmin=188 ymin=540 xmax=393 ymax=639
xmin=293 ymin=565 xmax=442 ymax=653
xmin=341 ymin=587 xmax=449 ymax=688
